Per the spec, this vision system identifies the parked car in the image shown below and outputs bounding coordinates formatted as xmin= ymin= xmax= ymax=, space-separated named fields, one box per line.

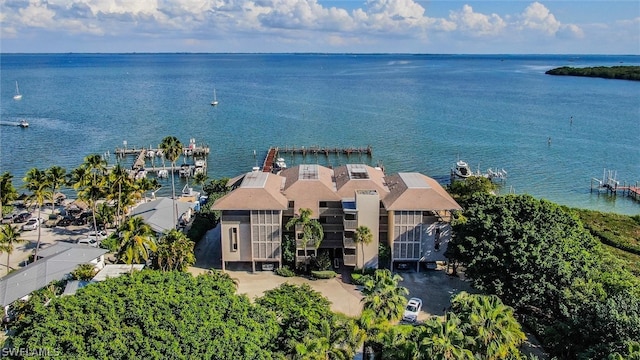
xmin=1 ymin=214 xmax=16 ymax=224
xmin=85 ymin=230 xmax=107 ymax=240
xmin=402 ymin=297 xmax=423 ymax=323
xmin=14 ymin=212 xmax=32 ymax=223
xmin=77 ymin=237 xmax=99 ymax=247
xmin=21 ymin=218 xmax=40 ymax=231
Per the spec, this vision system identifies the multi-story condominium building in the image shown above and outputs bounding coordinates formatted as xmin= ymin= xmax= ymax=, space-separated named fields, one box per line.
xmin=212 ymin=164 xmax=461 ymax=272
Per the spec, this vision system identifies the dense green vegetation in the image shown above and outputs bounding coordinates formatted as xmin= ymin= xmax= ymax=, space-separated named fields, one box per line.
xmin=571 ymin=208 xmax=640 ymax=255
xmin=447 ymin=193 xmax=640 ymax=359
xmin=545 ymin=66 xmax=640 ymax=81
xmin=8 ymin=270 xmax=280 ymax=359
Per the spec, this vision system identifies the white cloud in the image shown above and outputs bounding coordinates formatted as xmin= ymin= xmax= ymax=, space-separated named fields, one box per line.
xmin=0 ymin=0 xmax=636 ymax=53
xmin=448 ymin=4 xmax=506 ymax=36
xmin=518 ymin=1 xmax=561 ymax=35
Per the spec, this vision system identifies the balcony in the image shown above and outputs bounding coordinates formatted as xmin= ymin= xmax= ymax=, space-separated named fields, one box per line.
xmin=343 ymin=219 xmax=357 ymax=230
xmin=343 ymin=254 xmax=357 ymax=266
xmin=322 ymin=223 xmax=343 ymax=232
xmin=318 ymin=208 xmax=344 ymax=216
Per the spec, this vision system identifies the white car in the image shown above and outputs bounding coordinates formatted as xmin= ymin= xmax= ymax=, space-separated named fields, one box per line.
xmin=85 ymin=230 xmax=107 ymax=241
xmin=402 ymin=297 xmax=423 ymax=323
xmin=21 ymin=218 xmax=40 ymax=231
xmin=77 ymin=237 xmax=99 ymax=247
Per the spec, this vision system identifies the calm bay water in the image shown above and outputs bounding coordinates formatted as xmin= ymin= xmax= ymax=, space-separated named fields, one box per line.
xmin=1 ymin=54 xmax=639 ymax=215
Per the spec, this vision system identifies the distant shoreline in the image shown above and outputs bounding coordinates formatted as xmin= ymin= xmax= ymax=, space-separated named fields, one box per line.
xmin=545 ymin=65 xmax=640 ymax=81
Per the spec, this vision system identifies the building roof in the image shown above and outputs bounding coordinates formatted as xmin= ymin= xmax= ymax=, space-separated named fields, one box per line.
xmin=129 ymin=197 xmax=195 ymax=233
xmin=280 ymin=165 xmax=340 ymax=217
xmin=212 ymin=171 xmax=288 ymax=211
xmin=0 ymin=243 xmax=108 ymax=307
xmin=334 ymin=164 xmax=389 ymax=198
xmin=382 ymin=173 xmax=462 ymax=211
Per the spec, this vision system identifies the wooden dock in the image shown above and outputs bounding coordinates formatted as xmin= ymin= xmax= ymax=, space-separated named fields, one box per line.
xmin=278 ymin=145 xmax=372 ymax=156
xmin=263 ymin=147 xmax=277 ymax=173
xmin=590 ymin=169 xmax=639 ymax=202
xmin=261 ymin=146 xmax=373 ymax=173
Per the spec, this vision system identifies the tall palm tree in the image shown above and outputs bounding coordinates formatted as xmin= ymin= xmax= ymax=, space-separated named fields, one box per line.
xmin=450 ymin=292 xmax=526 ymax=359
xmin=0 ymin=224 xmax=26 ymax=273
xmin=193 ymin=172 xmax=208 ymax=190
xmin=116 ymin=216 xmax=157 ymax=270
xmin=361 ymin=269 xmax=409 ymax=322
xmin=353 ymin=225 xmax=373 ymax=269
xmin=155 ymin=229 xmax=196 ymax=272
xmin=159 ymin=136 xmax=183 ymax=229
xmin=23 ymin=168 xmax=51 ymax=261
xmin=418 ymin=314 xmax=475 ymax=360
xmin=45 ymin=166 xmax=66 ymax=213
xmin=286 ymin=208 xmax=324 ymax=261
xmin=107 ymin=163 xmax=131 ymax=227
xmin=1 ymin=172 xmax=19 ymax=219
xmin=71 ymin=155 xmax=108 ymax=240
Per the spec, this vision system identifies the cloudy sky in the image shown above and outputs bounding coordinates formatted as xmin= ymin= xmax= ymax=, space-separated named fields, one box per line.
xmin=1 ymin=0 xmax=638 ymax=54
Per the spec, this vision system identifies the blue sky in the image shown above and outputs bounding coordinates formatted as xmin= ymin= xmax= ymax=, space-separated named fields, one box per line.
xmin=1 ymin=0 xmax=638 ymax=54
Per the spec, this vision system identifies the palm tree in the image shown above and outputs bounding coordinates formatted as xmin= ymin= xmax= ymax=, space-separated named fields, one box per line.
xmin=45 ymin=166 xmax=66 ymax=213
xmin=0 ymin=224 xmax=26 ymax=273
xmin=23 ymin=168 xmax=51 ymax=261
xmin=1 ymin=172 xmax=19 ymax=219
xmin=361 ymin=269 xmax=409 ymax=322
xmin=107 ymin=163 xmax=131 ymax=227
xmin=418 ymin=314 xmax=475 ymax=360
xmin=155 ymin=229 xmax=196 ymax=272
xmin=353 ymin=225 xmax=373 ymax=269
xmin=193 ymin=172 xmax=208 ymax=190
xmin=116 ymin=216 xmax=157 ymax=270
xmin=71 ymin=155 xmax=108 ymax=241
xmin=450 ymin=292 xmax=526 ymax=359
xmin=159 ymin=136 xmax=183 ymax=228
xmin=286 ymin=208 xmax=324 ymax=262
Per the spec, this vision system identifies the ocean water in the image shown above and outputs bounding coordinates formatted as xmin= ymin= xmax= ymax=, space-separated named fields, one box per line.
xmin=1 ymin=54 xmax=639 ymax=215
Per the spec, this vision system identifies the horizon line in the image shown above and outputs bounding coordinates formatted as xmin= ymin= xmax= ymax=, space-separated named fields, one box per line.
xmin=2 ymin=52 xmax=639 ymax=56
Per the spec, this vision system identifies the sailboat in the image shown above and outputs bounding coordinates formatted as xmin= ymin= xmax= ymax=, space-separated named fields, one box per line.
xmin=210 ymin=88 xmax=219 ymax=106
xmin=13 ymin=81 xmax=22 ymax=100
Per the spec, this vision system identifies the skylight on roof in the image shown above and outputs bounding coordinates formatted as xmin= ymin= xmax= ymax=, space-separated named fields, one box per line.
xmin=347 ymin=164 xmax=369 ymax=180
xmin=399 ymin=173 xmax=430 ymax=189
xmin=299 ymin=164 xmax=319 ymax=180
xmin=242 ymin=171 xmax=269 ymax=188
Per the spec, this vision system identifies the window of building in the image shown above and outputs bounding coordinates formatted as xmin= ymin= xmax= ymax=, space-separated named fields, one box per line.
xmin=231 ymin=227 xmax=238 ymax=252
xmin=319 ymin=201 xmax=328 ymax=208
xmin=288 ymin=201 xmax=295 ymax=209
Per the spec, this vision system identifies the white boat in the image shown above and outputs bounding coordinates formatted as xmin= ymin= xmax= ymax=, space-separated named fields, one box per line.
xmin=453 ymin=160 xmax=472 ymax=178
xmin=18 ymin=119 xmax=29 ymax=128
xmin=211 ymin=88 xmax=219 ymax=106
xmin=275 ymin=157 xmax=287 ymax=170
xmin=13 ymin=81 xmax=22 ymax=100
xmin=157 ymin=169 xmax=169 ymax=178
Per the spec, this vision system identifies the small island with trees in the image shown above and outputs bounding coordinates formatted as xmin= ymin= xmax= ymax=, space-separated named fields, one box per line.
xmin=545 ymin=65 xmax=640 ymax=81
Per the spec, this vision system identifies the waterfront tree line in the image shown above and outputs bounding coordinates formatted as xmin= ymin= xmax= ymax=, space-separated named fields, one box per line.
xmin=1 ymin=140 xmax=639 ymax=359
xmin=545 ymin=65 xmax=640 ymax=81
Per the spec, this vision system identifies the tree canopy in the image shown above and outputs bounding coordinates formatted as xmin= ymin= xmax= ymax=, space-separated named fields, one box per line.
xmin=7 ymin=271 xmax=280 ymax=359
xmin=447 ymin=193 xmax=640 ymax=359
xmin=545 ymin=66 xmax=640 ymax=81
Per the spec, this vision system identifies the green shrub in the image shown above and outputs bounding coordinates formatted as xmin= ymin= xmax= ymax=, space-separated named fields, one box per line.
xmin=275 ymin=266 xmax=295 ymax=277
xmin=71 ymin=264 xmax=97 ymax=281
xmin=311 ymin=270 xmax=336 ymax=279
xmin=99 ymin=235 xmax=119 ymax=252
xmin=351 ymin=273 xmax=373 ymax=285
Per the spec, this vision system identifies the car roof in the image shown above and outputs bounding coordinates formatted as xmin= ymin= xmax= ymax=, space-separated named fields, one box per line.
xmin=408 ymin=298 xmax=422 ymax=304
